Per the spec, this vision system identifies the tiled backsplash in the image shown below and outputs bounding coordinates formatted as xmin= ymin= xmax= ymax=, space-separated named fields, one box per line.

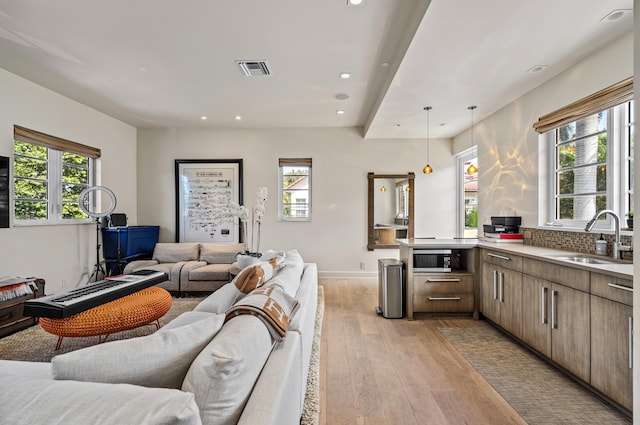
xmin=521 ymin=227 xmax=633 ymax=261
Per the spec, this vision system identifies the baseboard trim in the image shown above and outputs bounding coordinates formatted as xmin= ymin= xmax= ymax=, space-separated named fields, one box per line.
xmin=317 ymin=270 xmax=377 ymax=279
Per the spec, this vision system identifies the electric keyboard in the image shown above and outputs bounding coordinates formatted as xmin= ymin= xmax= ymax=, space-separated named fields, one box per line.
xmin=23 ymin=270 xmax=168 ymax=319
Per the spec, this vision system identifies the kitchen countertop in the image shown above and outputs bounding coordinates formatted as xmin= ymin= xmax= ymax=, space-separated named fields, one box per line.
xmin=397 ymin=237 xmax=633 ymax=279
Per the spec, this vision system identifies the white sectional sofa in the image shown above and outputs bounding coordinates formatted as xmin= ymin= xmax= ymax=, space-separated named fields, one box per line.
xmin=0 ymin=250 xmax=318 ymax=425
xmin=124 ymin=242 xmax=245 ymax=295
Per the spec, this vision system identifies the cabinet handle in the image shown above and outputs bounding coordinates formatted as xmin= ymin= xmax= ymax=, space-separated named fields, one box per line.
xmin=499 ymin=272 xmax=504 ymax=303
xmin=426 ymin=278 xmax=461 ymax=283
xmin=488 ymin=253 xmax=511 ymax=261
xmin=541 ymin=287 xmax=548 ymax=324
xmin=428 ymin=297 xmax=462 ymax=301
xmin=608 ymin=283 xmax=633 ymax=293
xmin=493 ymin=270 xmax=498 ymax=300
xmin=551 ymin=290 xmax=558 ymax=329
xmin=629 ymin=316 xmax=633 ymax=369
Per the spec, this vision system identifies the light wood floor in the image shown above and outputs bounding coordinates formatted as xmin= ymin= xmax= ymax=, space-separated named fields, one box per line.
xmin=318 ymin=277 xmax=528 ymax=425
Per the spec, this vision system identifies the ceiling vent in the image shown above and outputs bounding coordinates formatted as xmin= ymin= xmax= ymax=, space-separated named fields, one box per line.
xmin=235 ymin=60 xmax=271 ymax=76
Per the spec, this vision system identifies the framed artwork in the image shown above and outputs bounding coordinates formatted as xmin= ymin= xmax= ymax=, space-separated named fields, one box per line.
xmin=175 ymin=159 xmax=243 ymax=243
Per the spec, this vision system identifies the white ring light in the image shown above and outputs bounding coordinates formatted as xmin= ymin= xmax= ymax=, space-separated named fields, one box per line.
xmin=78 ymin=186 xmax=117 ymax=218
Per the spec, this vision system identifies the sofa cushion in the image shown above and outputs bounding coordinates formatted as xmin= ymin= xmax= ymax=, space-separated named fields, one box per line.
xmin=182 ymin=314 xmax=274 ymax=425
xmin=200 ymin=243 xmax=244 ymax=264
xmin=188 ymin=263 xmax=233 ymax=281
xmin=267 ymin=249 xmax=304 ymax=297
xmin=0 ymin=374 xmax=201 ymax=425
xmin=52 ymin=313 xmax=224 ymax=389
xmin=194 ymin=283 xmax=244 ymax=314
xmin=154 ymin=243 xmax=200 ymax=263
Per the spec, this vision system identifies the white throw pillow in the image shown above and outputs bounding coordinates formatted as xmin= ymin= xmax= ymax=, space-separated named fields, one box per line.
xmin=52 ymin=314 xmax=224 ymax=389
xmin=0 ymin=374 xmax=201 ymax=425
xmin=182 ymin=314 xmax=274 ymax=425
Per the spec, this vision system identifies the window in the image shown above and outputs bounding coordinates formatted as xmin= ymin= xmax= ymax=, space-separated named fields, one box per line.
xmin=456 ymin=147 xmax=478 ymax=238
xmin=13 ymin=125 xmax=100 ymax=225
xmin=278 ymin=158 xmax=311 ymax=221
xmin=535 ymin=78 xmax=633 ymax=228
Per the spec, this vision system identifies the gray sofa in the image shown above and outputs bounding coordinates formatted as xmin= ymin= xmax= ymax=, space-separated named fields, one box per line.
xmin=124 ymin=242 xmax=245 ymax=295
xmin=0 ymin=250 xmax=318 ymax=425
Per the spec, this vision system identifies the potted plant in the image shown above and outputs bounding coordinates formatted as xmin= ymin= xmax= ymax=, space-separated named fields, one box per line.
xmin=626 ymin=211 xmax=633 ymax=229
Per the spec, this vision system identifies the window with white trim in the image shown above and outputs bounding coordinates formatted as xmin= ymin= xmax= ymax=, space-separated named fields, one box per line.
xmin=536 ymin=78 xmax=633 ymax=228
xmin=278 ymin=158 xmax=312 ymax=221
xmin=13 ymin=125 xmax=99 ymax=225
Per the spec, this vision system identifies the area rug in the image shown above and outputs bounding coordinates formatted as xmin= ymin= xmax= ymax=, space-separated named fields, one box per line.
xmin=0 ymin=296 xmax=204 ymax=361
xmin=438 ymin=326 xmax=631 ymax=425
xmin=301 ymin=284 xmax=324 ymax=425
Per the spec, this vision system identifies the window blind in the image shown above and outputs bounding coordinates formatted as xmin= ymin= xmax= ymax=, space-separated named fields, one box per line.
xmin=532 ymin=77 xmax=633 ymax=134
xmin=279 ymin=158 xmax=312 ymax=167
xmin=14 ymin=125 xmax=102 ymax=158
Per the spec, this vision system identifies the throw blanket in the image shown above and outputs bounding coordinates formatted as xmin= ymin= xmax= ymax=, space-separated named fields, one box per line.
xmin=225 ymin=285 xmax=299 ymax=341
xmin=0 ymin=277 xmax=35 ymax=302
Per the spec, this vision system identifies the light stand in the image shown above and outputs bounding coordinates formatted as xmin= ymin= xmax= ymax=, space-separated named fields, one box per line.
xmin=78 ymin=186 xmax=117 ymax=285
xmin=87 ymin=217 xmax=107 ymax=283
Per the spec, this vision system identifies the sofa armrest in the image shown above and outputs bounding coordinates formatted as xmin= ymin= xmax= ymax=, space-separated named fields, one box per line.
xmin=123 ymin=260 xmax=159 ymax=274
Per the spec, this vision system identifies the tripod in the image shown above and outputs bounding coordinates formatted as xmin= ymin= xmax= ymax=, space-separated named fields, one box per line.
xmin=87 ymin=217 xmax=106 ymax=283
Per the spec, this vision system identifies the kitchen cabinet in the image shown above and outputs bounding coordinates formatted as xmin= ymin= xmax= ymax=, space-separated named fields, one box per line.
xmin=481 ymin=250 xmax=522 ymax=338
xmin=521 ymin=258 xmax=590 ymax=383
xmin=399 ymin=240 xmax=477 ymax=319
xmin=412 ymin=272 xmax=474 ymax=314
xmin=590 ymin=273 xmax=633 ymax=411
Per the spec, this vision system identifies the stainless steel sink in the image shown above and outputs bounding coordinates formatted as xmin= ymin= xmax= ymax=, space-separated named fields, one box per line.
xmin=540 ymin=253 xmax=618 ymax=265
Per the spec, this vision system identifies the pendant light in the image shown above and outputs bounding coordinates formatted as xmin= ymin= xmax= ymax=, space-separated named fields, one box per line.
xmin=422 ymin=106 xmax=433 ymax=174
xmin=466 ymin=105 xmax=478 ymax=174
xmin=380 ymin=185 xmax=387 ymax=192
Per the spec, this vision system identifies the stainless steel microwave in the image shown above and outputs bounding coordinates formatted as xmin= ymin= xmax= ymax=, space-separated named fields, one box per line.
xmin=412 ymin=249 xmax=451 ymax=272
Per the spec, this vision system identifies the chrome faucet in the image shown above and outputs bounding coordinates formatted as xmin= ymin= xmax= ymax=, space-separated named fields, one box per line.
xmin=585 ymin=209 xmax=632 ymax=259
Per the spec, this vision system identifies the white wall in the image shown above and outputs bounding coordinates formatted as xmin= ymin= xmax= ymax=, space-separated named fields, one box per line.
xmin=453 ymin=32 xmax=633 ymax=230
xmin=0 ymin=68 xmax=137 ymax=294
xmin=137 ymin=128 xmax=457 ymax=275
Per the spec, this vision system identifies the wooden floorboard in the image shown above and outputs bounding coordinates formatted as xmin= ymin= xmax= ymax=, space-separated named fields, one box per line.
xmin=319 ymin=277 xmax=527 ymax=425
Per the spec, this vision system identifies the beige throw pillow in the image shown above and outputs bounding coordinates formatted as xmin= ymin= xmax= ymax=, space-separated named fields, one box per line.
xmin=52 ymin=313 xmax=224 ymax=389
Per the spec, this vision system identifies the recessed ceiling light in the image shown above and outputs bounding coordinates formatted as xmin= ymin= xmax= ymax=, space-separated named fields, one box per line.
xmin=380 ymin=62 xmax=390 ymax=68
xmin=137 ymin=66 xmax=147 ymax=72
xmin=336 ymin=110 xmax=345 ymax=115
xmin=600 ymin=9 xmax=630 ymax=22
xmin=527 ymin=65 xmax=548 ymax=73
xmin=335 ymin=93 xmax=350 ymax=100
xmin=200 ymin=116 xmax=207 ymax=120
xmin=347 ymin=0 xmax=364 ymax=5
xmin=437 ymin=123 xmax=447 ymax=127
xmin=340 ymin=72 xmax=351 ymax=79
xmin=235 ymin=115 xmax=242 ymax=120
xmin=392 ymin=123 xmax=401 ymax=127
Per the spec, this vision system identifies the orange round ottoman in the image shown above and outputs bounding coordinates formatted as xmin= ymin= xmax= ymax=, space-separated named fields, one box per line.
xmin=40 ymin=286 xmax=172 ymax=350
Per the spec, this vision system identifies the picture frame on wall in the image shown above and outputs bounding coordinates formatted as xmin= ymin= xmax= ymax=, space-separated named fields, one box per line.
xmin=175 ymin=159 xmax=243 ymax=243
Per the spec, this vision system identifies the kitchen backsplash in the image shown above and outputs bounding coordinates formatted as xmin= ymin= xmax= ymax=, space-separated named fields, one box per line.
xmin=520 ymin=227 xmax=633 ymax=261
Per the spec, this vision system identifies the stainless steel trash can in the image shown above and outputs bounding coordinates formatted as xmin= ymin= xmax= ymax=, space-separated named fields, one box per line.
xmin=376 ymin=259 xmax=404 ymax=318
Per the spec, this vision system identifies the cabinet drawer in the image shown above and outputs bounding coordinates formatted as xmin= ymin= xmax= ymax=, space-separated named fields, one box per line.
xmin=522 ymin=258 xmax=589 ymax=292
xmin=0 ymin=302 xmax=32 ymax=328
xmin=591 ymin=273 xmax=633 ymax=306
xmin=413 ymin=293 xmax=474 ymax=312
xmin=413 ymin=274 xmax=473 ymax=294
xmin=481 ymin=250 xmax=522 ymax=271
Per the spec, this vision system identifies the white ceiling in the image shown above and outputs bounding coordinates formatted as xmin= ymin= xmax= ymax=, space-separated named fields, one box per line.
xmin=0 ymin=0 xmax=633 ymax=139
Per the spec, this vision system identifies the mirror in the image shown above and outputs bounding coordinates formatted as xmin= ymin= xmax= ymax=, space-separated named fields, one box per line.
xmin=367 ymin=172 xmax=415 ymax=250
